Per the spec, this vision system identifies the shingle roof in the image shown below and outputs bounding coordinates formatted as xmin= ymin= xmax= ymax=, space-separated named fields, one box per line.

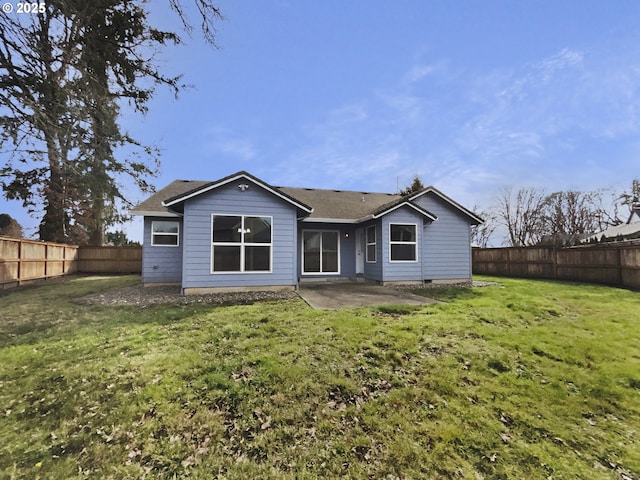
xmin=130 ymin=171 xmax=479 ymax=224
xmin=584 ymin=221 xmax=640 ymax=242
xmin=130 ymin=180 xmax=210 ymax=216
xmin=277 ymin=187 xmax=401 ymax=221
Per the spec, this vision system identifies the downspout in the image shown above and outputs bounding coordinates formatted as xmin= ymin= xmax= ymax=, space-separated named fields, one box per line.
xmin=422 ymin=218 xmax=437 ymax=284
xmin=422 ymin=220 xmax=427 ymax=284
xmin=294 ymin=222 xmax=299 ymax=291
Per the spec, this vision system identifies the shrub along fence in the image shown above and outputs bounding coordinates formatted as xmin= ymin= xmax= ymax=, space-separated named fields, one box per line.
xmin=473 ymin=244 xmax=640 ymax=290
xmin=0 ymin=236 xmax=141 ymax=290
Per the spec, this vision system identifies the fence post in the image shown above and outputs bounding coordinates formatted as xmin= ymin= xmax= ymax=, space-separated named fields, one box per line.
xmin=553 ymin=247 xmax=558 ymax=280
xmin=17 ymin=239 xmax=23 ymax=286
xmin=617 ymin=247 xmax=623 ymax=287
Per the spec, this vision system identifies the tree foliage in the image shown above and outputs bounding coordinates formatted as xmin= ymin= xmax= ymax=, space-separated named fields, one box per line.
xmin=0 ymin=213 xmax=23 ymax=238
xmin=0 ymin=1 xmax=222 ymax=245
xmin=399 ymin=174 xmax=425 ymax=196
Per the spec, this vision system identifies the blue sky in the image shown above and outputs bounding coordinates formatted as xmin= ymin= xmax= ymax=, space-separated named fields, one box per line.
xmin=3 ymin=0 xmax=640 ymax=242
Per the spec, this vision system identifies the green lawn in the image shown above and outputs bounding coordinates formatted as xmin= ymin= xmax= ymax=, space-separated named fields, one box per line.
xmin=0 ymin=275 xmax=638 ymax=479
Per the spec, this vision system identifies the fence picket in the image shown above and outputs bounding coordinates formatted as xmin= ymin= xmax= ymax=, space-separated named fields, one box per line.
xmin=0 ymin=236 xmax=142 ymax=290
xmin=473 ymin=244 xmax=640 ymax=290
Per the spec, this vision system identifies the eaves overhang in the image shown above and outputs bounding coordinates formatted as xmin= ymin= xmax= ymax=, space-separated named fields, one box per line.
xmin=299 ymin=217 xmax=359 ymax=224
xmin=370 ymin=201 xmax=438 ymax=221
xmin=408 ymin=186 xmax=483 ymax=225
xmin=162 ymin=171 xmax=313 ymax=214
xmin=129 ymin=210 xmax=182 ymax=218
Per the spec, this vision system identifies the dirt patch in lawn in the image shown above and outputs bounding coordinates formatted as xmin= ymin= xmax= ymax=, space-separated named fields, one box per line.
xmin=77 ymin=283 xmax=299 ymax=308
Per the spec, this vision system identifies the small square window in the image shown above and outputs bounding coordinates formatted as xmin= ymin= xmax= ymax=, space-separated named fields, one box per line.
xmin=152 ymin=221 xmax=179 ymax=247
xmin=389 ymin=224 xmax=417 ymax=262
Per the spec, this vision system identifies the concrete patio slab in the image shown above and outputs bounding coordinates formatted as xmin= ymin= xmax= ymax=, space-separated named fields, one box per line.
xmin=297 ymin=282 xmax=437 ymax=310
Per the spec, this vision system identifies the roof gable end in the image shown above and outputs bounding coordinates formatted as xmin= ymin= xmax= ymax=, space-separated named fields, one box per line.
xmin=408 ymin=186 xmax=483 ymax=225
xmin=162 ymin=171 xmax=313 ymax=213
xmin=367 ymin=199 xmax=438 ymax=221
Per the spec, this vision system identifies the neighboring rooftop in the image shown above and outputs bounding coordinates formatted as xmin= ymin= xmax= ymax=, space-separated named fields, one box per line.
xmin=583 ymin=221 xmax=640 ymax=242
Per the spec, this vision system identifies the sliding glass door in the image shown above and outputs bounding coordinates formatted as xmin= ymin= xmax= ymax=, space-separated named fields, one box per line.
xmin=303 ymin=231 xmax=339 ymax=274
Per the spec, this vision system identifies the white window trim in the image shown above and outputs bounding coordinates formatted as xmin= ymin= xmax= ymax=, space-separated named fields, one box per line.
xmin=210 ymin=214 xmax=273 ymax=274
xmin=301 ymin=229 xmax=341 ymax=275
xmin=388 ymin=223 xmax=418 ymax=263
xmin=151 ymin=220 xmax=180 ymax=247
xmin=366 ymin=225 xmax=376 ymax=263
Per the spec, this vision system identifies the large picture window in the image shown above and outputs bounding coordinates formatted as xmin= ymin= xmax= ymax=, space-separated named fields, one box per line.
xmin=366 ymin=225 xmax=376 ymax=263
xmin=152 ymin=221 xmax=179 ymax=246
xmin=211 ymin=215 xmax=272 ymax=273
xmin=303 ymin=230 xmax=339 ymax=274
xmin=389 ymin=223 xmax=417 ymax=262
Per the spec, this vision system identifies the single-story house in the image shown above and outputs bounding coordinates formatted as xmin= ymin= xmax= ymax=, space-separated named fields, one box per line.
xmin=131 ymin=171 xmax=483 ymax=294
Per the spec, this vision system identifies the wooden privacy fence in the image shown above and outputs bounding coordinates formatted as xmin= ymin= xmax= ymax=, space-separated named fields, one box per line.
xmin=0 ymin=236 xmax=142 ymax=290
xmin=77 ymin=246 xmax=142 ymax=273
xmin=473 ymin=244 xmax=640 ymax=290
xmin=0 ymin=237 xmax=79 ymax=289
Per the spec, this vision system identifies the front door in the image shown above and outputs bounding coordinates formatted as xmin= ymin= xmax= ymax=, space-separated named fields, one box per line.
xmin=355 ymin=228 xmax=364 ymax=275
xmin=302 ymin=230 xmax=340 ymax=274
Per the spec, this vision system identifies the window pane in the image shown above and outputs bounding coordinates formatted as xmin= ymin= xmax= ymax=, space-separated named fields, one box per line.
xmin=391 ymin=244 xmax=416 ymax=261
xmin=244 ymin=217 xmax=271 ymax=243
xmin=153 ymin=221 xmax=179 ymax=234
xmin=390 ymin=224 xmax=416 ymax=242
xmin=367 ymin=244 xmax=376 ymax=262
xmin=213 ymin=245 xmax=241 ymax=271
xmin=245 ymin=246 xmax=270 ymax=271
xmin=322 ymin=232 xmax=339 ymax=272
xmin=303 ymin=232 xmax=321 ymax=272
xmin=366 ymin=226 xmax=376 ymax=243
xmin=153 ymin=234 xmax=178 ymax=246
xmin=212 ymin=216 xmax=242 ymax=243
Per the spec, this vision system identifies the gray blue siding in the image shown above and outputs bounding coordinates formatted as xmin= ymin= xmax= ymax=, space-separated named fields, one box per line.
xmin=380 ymin=209 xmax=425 ymax=282
xmin=181 ymin=181 xmax=298 ymax=289
xmin=141 ymin=179 xmax=474 ymax=288
xmin=142 ymin=217 xmax=183 ymax=283
xmin=414 ymin=193 xmax=473 ymax=280
xmin=362 ymin=221 xmax=383 ymax=281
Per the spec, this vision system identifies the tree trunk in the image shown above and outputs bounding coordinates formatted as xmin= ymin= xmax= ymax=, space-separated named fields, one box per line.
xmin=39 ymin=137 xmax=68 ymax=243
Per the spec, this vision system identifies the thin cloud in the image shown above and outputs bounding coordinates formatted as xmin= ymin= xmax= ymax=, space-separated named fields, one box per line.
xmin=273 ymin=42 xmax=640 ymax=199
xmin=200 ymin=127 xmax=257 ymax=161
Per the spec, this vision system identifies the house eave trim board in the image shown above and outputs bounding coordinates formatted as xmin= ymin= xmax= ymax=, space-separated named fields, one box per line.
xmin=130 ymin=210 xmax=182 ymax=218
xmin=162 ymin=172 xmax=313 ymax=213
xmin=300 ymin=217 xmax=359 ymax=224
xmin=372 ymin=201 xmax=438 ymax=221
xmin=409 ymin=187 xmax=483 ymax=224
